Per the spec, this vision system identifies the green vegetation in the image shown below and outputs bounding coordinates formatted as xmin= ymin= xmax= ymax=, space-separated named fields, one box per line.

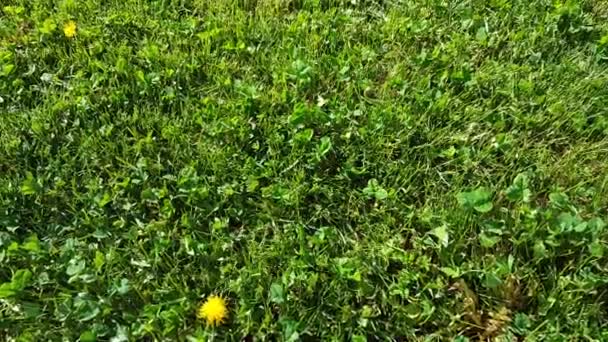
xmin=2 ymin=0 xmax=608 ymax=340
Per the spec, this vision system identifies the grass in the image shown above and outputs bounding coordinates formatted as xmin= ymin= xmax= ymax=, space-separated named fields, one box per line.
xmin=1 ymin=0 xmax=608 ymax=340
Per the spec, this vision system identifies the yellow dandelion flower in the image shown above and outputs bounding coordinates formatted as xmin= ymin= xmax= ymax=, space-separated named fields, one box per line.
xmin=197 ymin=295 xmax=228 ymax=326
xmin=63 ymin=20 xmax=77 ymax=38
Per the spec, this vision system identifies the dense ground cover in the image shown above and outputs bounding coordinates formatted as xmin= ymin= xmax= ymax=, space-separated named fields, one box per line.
xmin=1 ymin=0 xmax=608 ymax=340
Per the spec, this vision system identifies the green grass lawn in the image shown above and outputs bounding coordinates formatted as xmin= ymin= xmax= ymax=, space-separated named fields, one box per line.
xmin=2 ymin=0 xmax=608 ymax=340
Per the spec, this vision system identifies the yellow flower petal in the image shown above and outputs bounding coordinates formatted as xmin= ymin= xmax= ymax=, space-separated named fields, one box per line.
xmin=63 ymin=20 xmax=77 ymax=38
xmin=197 ymin=295 xmax=228 ymax=326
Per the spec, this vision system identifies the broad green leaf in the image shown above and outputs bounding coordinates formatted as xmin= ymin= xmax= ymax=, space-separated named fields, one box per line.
xmin=280 ymin=319 xmax=300 ymax=342
xmin=115 ymin=57 xmax=127 ymax=73
xmin=573 ymin=222 xmax=587 ymax=233
xmin=21 ymin=301 xmax=41 ymax=319
xmin=2 ymin=64 xmax=15 ymax=76
xmin=440 ymin=267 xmax=460 ymax=278
xmin=116 ymin=278 xmax=130 ymax=295
xmin=549 ymin=192 xmax=569 ymax=207
xmin=269 ymin=283 xmax=284 ymax=304
xmin=556 ymin=212 xmax=580 ymax=232
xmin=352 ymin=335 xmax=367 ymax=342
xmin=66 ymin=259 xmax=86 ymax=276
xmin=479 ymin=233 xmax=500 ymax=248
xmin=474 ymin=202 xmax=493 ymax=213
xmin=246 ymin=178 xmax=259 ymax=192
xmin=40 ymin=18 xmax=57 ymax=34
xmin=484 ymin=273 xmax=502 ymax=289
xmin=363 ymin=179 xmax=388 ymax=201
xmin=600 ymin=33 xmax=608 ymax=47
xmin=505 ymin=173 xmax=531 ymax=202
xmin=78 ymin=306 xmax=100 ymax=322
xmin=22 ymin=235 xmax=40 ymax=253
xmin=457 ymin=187 xmax=493 ymax=213
xmin=294 ymin=129 xmax=313 ymax=144
xmin=289 ymin=104 xmax=309 ymax=126
xmin=374 ymin=188 xmax=388 ymax=200
xmin=0 ymin=282 xmax=16 ymax=298
xmin=11 ymin=269 xmax=32 ymax=291
xmin=80 ymin=331 xmax=97 ymax=342
xmin=588 ymin=217 xmax=605 ymax=232
xmin=513 ymin=313 xmax=531 ymax=334
xmin=533 ymin=241 xmax=547 ymax=259
xmin=97 ymin=192 xmax=112 ymax=207
xmin=317 ymin=136 xmax=332 ymax=159
xmin=20 ymin=172 xmax=41 ymax=195
xmin=589 ymin=240 xmax=604 ymax=258
xmin=475 ymin=27 xmax=487 ymax=42
xmin=432 ymin=225 xmax=449 ymax=248
xmin=94 ymin=251 xmax=105 ymax=272
xmin=0 ymin=269 xmax=32 ymax=298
